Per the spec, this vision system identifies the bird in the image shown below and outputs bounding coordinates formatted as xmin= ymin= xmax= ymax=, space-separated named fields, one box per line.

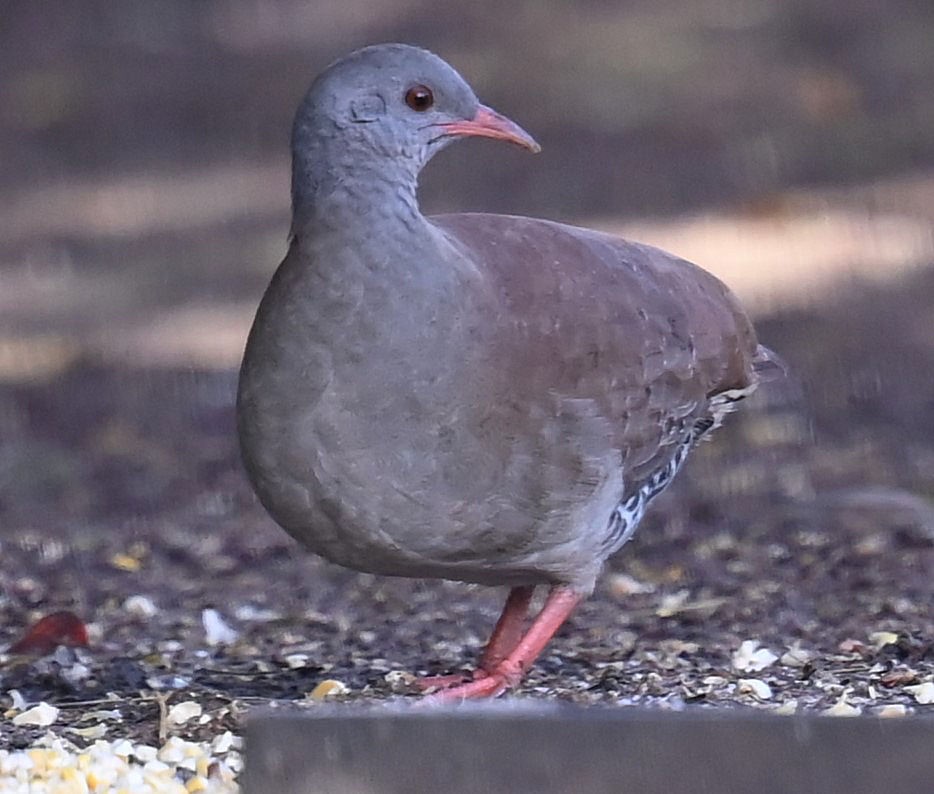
xmin=236 ymin=43 xmax=781 ymax=701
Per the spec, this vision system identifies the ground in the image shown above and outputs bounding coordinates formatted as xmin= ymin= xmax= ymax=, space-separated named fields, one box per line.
xmin=1 ymin=0 xmax=933 ymax=771
xmin=1 ymin=263 xmax=933 ymax=752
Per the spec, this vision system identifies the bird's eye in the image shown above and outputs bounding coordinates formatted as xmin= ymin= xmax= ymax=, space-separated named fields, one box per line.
xmin=405 ymin=85 xmax=434 ymax=112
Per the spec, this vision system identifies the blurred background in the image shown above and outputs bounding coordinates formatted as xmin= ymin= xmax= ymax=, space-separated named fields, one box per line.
xmin=1 ymin=1 xmax=932 ymax=693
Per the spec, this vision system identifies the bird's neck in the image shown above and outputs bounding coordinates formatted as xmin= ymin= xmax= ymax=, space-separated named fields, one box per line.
xmin=290 ymin=141 xmax=424 ymax=237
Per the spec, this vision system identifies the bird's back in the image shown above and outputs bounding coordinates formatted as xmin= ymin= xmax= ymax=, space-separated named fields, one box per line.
xmin=433 ymin=212 xmax=765 ymax=493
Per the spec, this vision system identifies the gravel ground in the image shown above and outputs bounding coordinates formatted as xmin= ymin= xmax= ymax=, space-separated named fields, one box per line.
xmin=2 ymin=266 xmax=933 ymax=778
xmin=2 ymin=4 xmax=934 ymax=791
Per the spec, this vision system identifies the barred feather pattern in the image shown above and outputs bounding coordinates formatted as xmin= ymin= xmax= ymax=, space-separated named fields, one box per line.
xmin=600 ymin=414 xmax=718 ymax=556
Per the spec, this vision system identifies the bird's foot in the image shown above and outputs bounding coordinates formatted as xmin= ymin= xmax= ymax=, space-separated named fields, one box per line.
xmin=420 ymin=661 xmax=522 ymax=702
xmin=414 ymin=585 xmax=536 ymax=695
xmin=418 ymin=585 xmax=585 ymax=704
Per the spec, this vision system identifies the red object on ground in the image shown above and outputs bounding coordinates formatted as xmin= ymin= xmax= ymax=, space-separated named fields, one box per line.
xmin=8 ymin=611 xmax=90 ymax=655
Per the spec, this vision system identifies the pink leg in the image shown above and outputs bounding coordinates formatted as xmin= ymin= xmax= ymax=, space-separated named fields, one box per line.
xmin=478 ymin=585 xmax=536 ymax=671
xmin=416 ymin=586 xmax=536 ymax=691
xmin=423 ymin=585 xmax=585 ymax=702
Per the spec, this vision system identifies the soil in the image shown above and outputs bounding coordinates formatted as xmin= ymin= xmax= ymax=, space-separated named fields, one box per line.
xmin=1 ymin=0 xmax=933 ymax=755
xmin=2 ymin=265 xmax=933 ymax=749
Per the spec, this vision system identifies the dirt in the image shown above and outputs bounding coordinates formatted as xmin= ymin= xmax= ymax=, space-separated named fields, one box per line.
xmin=1 ymin=265 xmax=933 ymax=749
xmin=2 ymin=0 xmax=933 ymax=755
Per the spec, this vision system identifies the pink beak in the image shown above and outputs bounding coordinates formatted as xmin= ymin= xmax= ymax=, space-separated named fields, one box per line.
xmin=438 ymin=105 xmax=541 ymax=153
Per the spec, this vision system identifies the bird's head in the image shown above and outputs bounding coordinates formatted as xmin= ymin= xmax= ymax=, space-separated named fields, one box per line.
xmin=291 ymin=44 xmax=539 ymax=218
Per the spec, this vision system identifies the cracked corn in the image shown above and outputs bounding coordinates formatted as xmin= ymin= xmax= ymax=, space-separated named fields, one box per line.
xmin=0 ymin=732 xmax=240 ymax=793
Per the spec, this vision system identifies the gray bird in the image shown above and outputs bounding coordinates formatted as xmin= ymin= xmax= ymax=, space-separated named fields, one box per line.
xmin=237 ymin=43 xmax=780 ymax=700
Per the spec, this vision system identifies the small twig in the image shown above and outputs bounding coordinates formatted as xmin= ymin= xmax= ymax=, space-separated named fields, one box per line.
xmin=155 ymin=692 xmax=170 ymax=744
xmin=195 ymin=666 xmax=285 ymax=678
xmin=56 ymin=696 xmax=140 ymax=711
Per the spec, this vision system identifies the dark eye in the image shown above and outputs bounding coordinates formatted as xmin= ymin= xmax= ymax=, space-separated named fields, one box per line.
xmin=405 ymin=85 xmax=434 ymax=112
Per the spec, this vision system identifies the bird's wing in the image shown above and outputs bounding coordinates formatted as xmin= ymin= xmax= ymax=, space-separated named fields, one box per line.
xmin=433 ymin=212 xmax=764 ymax=494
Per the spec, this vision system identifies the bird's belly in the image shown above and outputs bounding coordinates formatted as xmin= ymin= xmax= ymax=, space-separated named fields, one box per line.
xmin=246 ymin=386 xmax=625 ymax=587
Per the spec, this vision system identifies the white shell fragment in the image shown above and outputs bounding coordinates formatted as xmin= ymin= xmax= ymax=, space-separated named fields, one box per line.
xmin=146 ymin=674 xmax=191 ymax=691
xmin=823 ymin=696 xmax=862 ymax=717
xmin=606 ymin=572 xmax=656 ymax=596
xmin=655 ymin=590 xmax=690 ymax=617
xmin=7 ymin=690 xmax=27 ymax=711
xmin=234 ymin=604 xmax=281 ymax=622
xmin=868 ymin=631 xmax=899 ymax=649
xmin=385 ymin=670 xmax=418 ymax=690
xmin=211 ymin=731 xmax=240 ymax=754
xmin=166 ymin=700 xmax=203 ymax=727
xmin=779 ymin=645 xmax=814 ymax=668
xmin=124 ymin=594 xmax=159 ymax=618
xmin=11 ymin=702 xmax=59 ymax=727
xmin=737 ymin=678 xmax=773 ymax=700
xmin=732 ymin=640 xmax=779 ymax=672
xmin=774 ymin=699 xmax=799 ymax=715
xmin=66 ymin=722 xmax=109 ymax=740
xmin=201 ymin=609 xmax=239 ymax=646
xmin=876 ymin=704 xmax=909 ymax=718
xmin=85 ymin=708 xmax=123 ymax=722
xmin=905 ymin=681 xmax=934 ymax=704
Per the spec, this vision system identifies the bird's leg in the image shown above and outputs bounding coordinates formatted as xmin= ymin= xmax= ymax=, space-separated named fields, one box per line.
xmin=478 ymin=585 xmax=536 ymax=671
xmin=422 ymin=585 xmax=584 ymax=702
xmin=416 ymin=585 xmax=536 ymax=691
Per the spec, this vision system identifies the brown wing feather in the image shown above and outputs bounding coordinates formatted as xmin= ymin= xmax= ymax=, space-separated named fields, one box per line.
xmin=434 ymin=212 xmax=762 ymax=496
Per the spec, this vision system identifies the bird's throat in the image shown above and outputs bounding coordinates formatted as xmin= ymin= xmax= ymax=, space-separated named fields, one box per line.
xmin=291 ymin=142 xmax=424 ymax=238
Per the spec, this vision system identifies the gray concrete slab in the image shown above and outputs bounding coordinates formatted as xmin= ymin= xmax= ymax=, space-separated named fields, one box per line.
xmin=244 ymin=702 xmax=934 ymax=794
